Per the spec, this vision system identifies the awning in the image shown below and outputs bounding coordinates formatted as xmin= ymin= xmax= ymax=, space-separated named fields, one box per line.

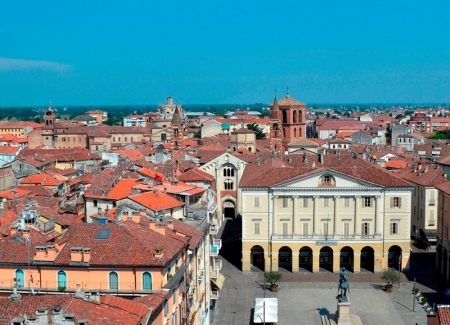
xmin=423 ymin=229 xmax=437 ymax=242
xmin=211 ymin=273 xmax=225 ymax=290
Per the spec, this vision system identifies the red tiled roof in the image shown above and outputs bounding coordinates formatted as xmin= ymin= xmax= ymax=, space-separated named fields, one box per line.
xmin=106 ymin=179 xmax=141 ymax=200
xmin=138 ymin=167 xmax=166 ymax=182
xmin=178 ymin=168 xmax=214 ymax=182
xmin=20 ymin=173 xmax=63 ymax=187
xmin=129 ymin=191 xmax=185 ymax=212
xmin=0 ymin=146 xmax=21 ymax=154
xmin=0 ymin=188 xmax=32 ymax=200
xmin=55 ymin=221 xmax=185 ymax=267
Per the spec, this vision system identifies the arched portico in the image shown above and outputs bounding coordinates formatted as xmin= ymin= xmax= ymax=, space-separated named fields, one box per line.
xmin=388 ymin=245 xmax=402 ymax=270
xmin=251 ymin=245 xmax=265 ymax=271
xmin=299 ymin=246 xmax=313 ymax=272
xmin=360 ymin=246 xmax=375 ymax=273
xmin=319 ymin=246 xmax=333 ymax=272
xmin=278 ymin=246 xmax=292 ymax=272
xmin=340 ymin=246 xmax=354 ymax=272
xmin=221 ymin=195 xmax=236 ymax=219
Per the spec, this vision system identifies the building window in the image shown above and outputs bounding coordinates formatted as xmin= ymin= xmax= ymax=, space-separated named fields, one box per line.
xmin=172 ymin=288 xmax=176 ymax=304
xmin=223 ymin=167 xmax=234 ymax=177
xmin=131 ymin=137 xmax=134 ymax=142
xmin=319 ymin=175 xmax=335 ymax=187
xmin=224 ymin=180 xmax=233 ymax=190
xmin=391 ymin=197 xmax=401 ymax=208
xmin=93 ymin=200 xmax=98 ymax=207
xmin=142 ymin=272 xmax=152 ymax=290
xmin=254 ymin=197 xmax=260 ymax=208
xmin=303 ymin=197 xmax=309 ymax=208
xmin=124 ymin=137 xmax=127 ymax=142
xmin=282 ymin=221 xmax=289 ymax=238
xmin=118 ymin=137 xmax=121 ymax=142
xmin=161 ymin=134 xmax=166 ymax=141
xmin=96 ymin=146 xmax=98 ymax=151
xmin=58 ymin=271 xmax=67 ymax=288
xmin=343 ymin=222 xmax=350 ymax=238
xmin=302 ymin=222 xmax=309 ymax=238
xmin=362 ymin=222 xmax=370 ymax=237
xmin=322 ymin=222 xmax=329 ymax=237
xmin=62 ymin=137 xmax=66 ymax=142
xmin=163 ymin=299 xmax=168 ymax=316
xmin=282 ymin=197 xmax=289 ymax=208
xmin=390 ymin=221 xmax=399 ymax=235
xmin=324 ymin=197 xmax=329 ymax=207
xmin=109 ymin=271 xmax=118 ymax=290
xmin=344 ymin=197 xmax=350 ymax=207
xmin=113 ymin=137 xmax=115 ymax=142
xmin=15 ymin=269 xmax=24 ymax=288
xmin=363 ymin=197 xmax=372 ymax=207
xmin=253 ymin=220 xmax=261 ymax=235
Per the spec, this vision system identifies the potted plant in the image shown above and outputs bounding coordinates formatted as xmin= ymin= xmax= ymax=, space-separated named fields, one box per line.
xmin=421 ymin=297 xmax=428 ymax=305
xmin=264 ymin=271 xmax=282 ymax=292
xmin=155 ymin=245 xmax=163 ymax=254
xmin=414 ymin=287 xmax=420 ymax=296
xmin=380 ymin=268 xmax=399 ymax=293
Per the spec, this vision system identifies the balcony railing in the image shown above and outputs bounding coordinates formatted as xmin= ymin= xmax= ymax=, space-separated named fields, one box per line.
xmin=213 ymin=239 xmax=222 ymax=249
xmin=209 ymin=224 xmax=219 ymax=235
xmin=0 ymin=280 xmax=161 ymax=295
xmin=210 ymin=290 xmax=219 ymax=300
xmin=429 ymin=199 xmax=436 ymax=206
xmin=212 ymin=257 xmax=222 ymax=271
xmin=210 ymin=269 xmax=219 ymax=279
xmin=210 ymin=239 xmax=222 ymax=257
xmin=271 ymin=233 xmax=382 ymax=241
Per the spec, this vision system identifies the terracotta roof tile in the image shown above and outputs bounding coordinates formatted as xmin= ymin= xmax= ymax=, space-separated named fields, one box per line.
xmin=129 ymin=191 xmax=185 ymax=212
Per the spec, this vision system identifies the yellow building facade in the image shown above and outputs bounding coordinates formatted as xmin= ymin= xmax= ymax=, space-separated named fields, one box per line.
xmin=241 ymin=168 xmax=413 ymax=273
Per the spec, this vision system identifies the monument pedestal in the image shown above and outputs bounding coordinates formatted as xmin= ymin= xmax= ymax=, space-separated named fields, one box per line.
xmin=336 ymin=297 xmax=351 ymax=325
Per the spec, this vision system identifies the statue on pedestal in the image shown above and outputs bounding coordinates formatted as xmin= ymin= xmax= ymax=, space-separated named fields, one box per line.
xmin=338 ymin=267 xmax=350 ymax=302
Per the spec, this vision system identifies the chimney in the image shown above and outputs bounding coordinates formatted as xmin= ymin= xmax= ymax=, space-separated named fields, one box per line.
xmin=319 ymin=153 xmax=324 ymax=164
xmin=46 ymin=245 xmax=56 ymax=261
xmin=167 ymin=219 xmax=174 ymax=230
xmin=149 ymin=221 xmax=166 ymax=236
xmin=82 ymin=248 xmax=91 ymax=263
xmin=34 ymin=246 xmax=47 ymax=260
xmin=35 ymin=307 xmax=49 ymax=324
xmin=418 ymin=162 xmax=422 ymax=170
xmin=51 ymin=306 xmax=63 ymax=324
xmin=127 ymin=210 xmax=132 ymax=220
xmin=10 ymin=318 xmax=24 ymax=325
xmin=10 ymin=226 xmax=17 ymax=236
xmin=22 ymin=229 xmax=30 ymax=238
xmin=70 ymin=247 xmax=83 ymax=262
xmin=77 ymin=320 xmax=89 ymax=325
xmin=62 ymin=314 xmax=76 ymax=325
xmin=425 ymin=166 xmax=429 ymax=173
xmin=164 ymin=187 xmax=167 ymax=194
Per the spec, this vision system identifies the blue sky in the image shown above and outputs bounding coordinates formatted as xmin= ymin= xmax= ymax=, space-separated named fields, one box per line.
xmin=1 ymin=1 xmax=450 ymax=106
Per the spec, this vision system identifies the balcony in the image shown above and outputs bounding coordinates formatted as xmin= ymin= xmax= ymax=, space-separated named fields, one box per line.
xmin=429 ymin=199 xmax=436 ymax=206
xmin=197 ymin=269 xmax=205 ymax=281
xmin=210 ymin=268 xmax=219 ymax=279
xmin=271 ymin=233 xmax=382 ymax=241
xmin=210 ymin=290 xmax=219 ymax=299
xmin=212 ymin=257 xmax=222 ymax=271
xmin=213 ymin=239 xmax=222 ymax=249
xmin=210 ymin=239 xmax=222 ymax=257
xmin=209 ymin=223 xmax=219 ymax=235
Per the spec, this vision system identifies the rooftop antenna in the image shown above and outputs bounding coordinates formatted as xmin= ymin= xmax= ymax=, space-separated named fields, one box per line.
xmin=286 ymin=86 xmax=289 ymax=97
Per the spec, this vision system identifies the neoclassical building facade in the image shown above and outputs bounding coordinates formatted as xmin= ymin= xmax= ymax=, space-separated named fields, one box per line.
xmin=240 ymin=157 xmax=413 ymax=273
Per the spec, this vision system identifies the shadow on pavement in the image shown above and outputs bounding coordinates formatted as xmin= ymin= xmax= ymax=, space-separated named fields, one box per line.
xmin=219 ymin=218 xmax=242 ymax=271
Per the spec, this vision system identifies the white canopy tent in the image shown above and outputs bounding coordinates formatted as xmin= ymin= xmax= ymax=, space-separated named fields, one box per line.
xmin=254 ymin=298 xmax=278 ymax=323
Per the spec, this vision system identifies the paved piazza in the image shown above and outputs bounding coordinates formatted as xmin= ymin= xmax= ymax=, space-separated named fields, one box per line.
xmin=213 ymin=259 xmax=428 ymax=325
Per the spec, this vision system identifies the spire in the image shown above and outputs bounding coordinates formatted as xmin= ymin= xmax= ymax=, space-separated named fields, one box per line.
xmin=270 ymin=94 xmax=280 ymax=120
xmin=171 ymin=106 xmax=182 ymax=125
xmin=286 ymin=85 xmax=290 ymax=98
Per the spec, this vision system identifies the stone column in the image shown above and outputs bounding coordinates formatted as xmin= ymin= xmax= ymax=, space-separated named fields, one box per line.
xmin=334 ymin=195 xmax=340 ymax=236
xmin=313 ymin=252 xmax=320 ymax=273
xmin=273 ymin=195 xmax=278 ymax=235
xmin=375 ymin=195 xmax=381 ymax=236
xmin=313 ymin=196 xmax=319 ymax=235
xmin=333 ymin=251 xmax=341 ymax=273
xmin=353 ymin=252 xmax=361 ymax=273
xmin=293 ymin=196 xmax=298 ymax=236
xmin=354 ymin=196 xmax=360 ymax=235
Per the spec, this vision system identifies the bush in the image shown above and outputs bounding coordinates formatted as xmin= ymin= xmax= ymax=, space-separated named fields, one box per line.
xmin=414 ymin=288 xmax=420 ymax=294
xmin=264 ymin=271 xmax=282 ymax=285
xmin=380 ymin=268 xmax=399 ymax=285
xmin=58 ymin=286 xmax=66 ymax=292
xmin=421 ymin=297 xmax=428 ymax=305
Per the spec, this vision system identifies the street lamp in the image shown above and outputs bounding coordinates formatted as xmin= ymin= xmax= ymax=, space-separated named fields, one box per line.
xmin=398 ymin=253 xmax=401 ymax=289
xmin=412 ymin=278 xmax=416 ymax=312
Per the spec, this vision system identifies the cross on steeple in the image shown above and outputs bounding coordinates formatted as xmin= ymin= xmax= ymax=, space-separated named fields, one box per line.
xmin=286 ymin=86 xmax=289 ymax=97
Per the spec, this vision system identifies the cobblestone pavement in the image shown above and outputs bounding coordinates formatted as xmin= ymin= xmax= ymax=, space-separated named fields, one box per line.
xmin=213 ymin=258 xmax=429 ymax=325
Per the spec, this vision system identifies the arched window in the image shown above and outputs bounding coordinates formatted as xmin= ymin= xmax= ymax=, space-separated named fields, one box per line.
xmin=163 ymin=299 xmax=168 ymax=316
xmin=293 ymin=110 xmax=297 ymax=123
xmin=294 ymin=128 xmax=297 ymax=138
xmin=223 ymin=167 xmax=234 ymax=177
xmin=298 ymin=110 xmax=302 ymax=123
xmin=248 ymin=147 xmax=252 ymax=152
xmin=109 ymin=271 xmax=118 ymax=290
xmin=283 ymin=128 xmax=286 ymax=138
xmin=15 ymin=269 xmax=24 ymax=288
xmin=58 ymin=271 xmax=67 ymax=288
xmin=224 ymin=180 xmax=234 ymax=190
xmin=319 ymin=174 xmax=336 ymax=187
xmin=142 ymin=272 xmax=152 ymax=290
xmin=282 ymin=110 xmax=287 ymax=124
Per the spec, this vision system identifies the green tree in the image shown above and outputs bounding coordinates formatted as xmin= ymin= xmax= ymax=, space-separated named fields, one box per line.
xmin=326 ymin=112 xmax=331 ymax=118
xmin=395 ymin=114 xmax=404 ymax=119
xmin=246 ymin=123 xmax=266 ymax=139
xmin=193 ymin=131 xmax=201 ymax=138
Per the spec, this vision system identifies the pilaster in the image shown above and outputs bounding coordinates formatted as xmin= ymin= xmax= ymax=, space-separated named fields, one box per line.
xmin=292 ymin=253 xmax=299 ymax=273
xmin=333 ymin=252 xmax=341 ymax=273
xmin=313 ymin=252 xmax=320 ymax=273
xmin=353 ymin=253 xmax=361 ymax=273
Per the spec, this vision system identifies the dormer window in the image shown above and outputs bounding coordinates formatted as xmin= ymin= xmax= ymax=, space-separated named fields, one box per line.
xmin=319 ymin=174 xmax=336 ymax=187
